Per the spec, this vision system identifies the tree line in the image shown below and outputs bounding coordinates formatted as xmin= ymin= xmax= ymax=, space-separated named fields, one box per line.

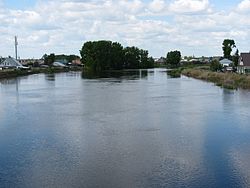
xmin=43 ymin=54 xmax=80 ymax=66
xmin=80 ymin=40 xmax=154 ymax=71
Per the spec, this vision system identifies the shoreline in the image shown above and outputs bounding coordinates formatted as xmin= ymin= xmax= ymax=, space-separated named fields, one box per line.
xmin=182 ymin=69 xmax=250 ymax=90
xmin=2 ymin=66 xmax=250 ymax=90
xmin=0 ymin=67 xmax=83 ymax=80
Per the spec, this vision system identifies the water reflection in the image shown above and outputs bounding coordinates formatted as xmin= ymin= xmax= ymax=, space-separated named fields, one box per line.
xmin=81 ymin=69 xmax=149 ymax=80
xmin=45 ymin=73 xmax=55 ymax=81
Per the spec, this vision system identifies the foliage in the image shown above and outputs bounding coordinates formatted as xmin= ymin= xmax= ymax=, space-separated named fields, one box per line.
xmin=166 ymin=50 xmax=181 ymax=67
xmin=44 ymin=53 xmax=55 ymax=66
xmin=55 ymin=54 xmax=80 ymax=63
xmin=80 ymin=40 xmax=154 ymax=71
xmin=182 ymin=68 xmax=250 ymax=90
xmin=43 ymin=54 xmax=80 ymax=64
xmin=124 ymin=47 xmax=154 ymax=69
xmin=232 ymin=49 xmax=239 ymax=67
xmin=167 ymin=68 xmax=183 ymax=78
xmin=210 ymin=60 xmax=222 ymax=72
xmin=222 ymin=39 xmax=236 ymax=59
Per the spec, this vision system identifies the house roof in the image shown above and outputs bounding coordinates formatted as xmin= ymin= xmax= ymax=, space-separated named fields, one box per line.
xmin=240 ymin=53 xmax=250 ymax=66
xmin=53 ymin=61 xmax=67 ymax=67
xmin=219 ymin=58 xmax=232 ymax=65
xmin=0 ymin=57 xmax=24 ymax=67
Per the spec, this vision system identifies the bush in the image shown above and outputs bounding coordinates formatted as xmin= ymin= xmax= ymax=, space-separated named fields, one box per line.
xmin=210 ymin=60 xmax=222 ymax=72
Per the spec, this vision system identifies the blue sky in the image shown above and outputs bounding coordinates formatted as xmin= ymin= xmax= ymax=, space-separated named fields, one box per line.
xmin=3 ymin=0 xmax=37 ymax=9
xmin=0 ymin=0 xmax=250 ymax=58
xmin=3 ymin=0 xmax=242 ymax=10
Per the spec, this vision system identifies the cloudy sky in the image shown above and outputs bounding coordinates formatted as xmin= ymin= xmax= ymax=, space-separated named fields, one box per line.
xmin=0 ymin=0 xmax=250 ymax=59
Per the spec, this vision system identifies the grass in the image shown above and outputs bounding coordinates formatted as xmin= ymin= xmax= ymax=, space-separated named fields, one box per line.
xmin=166 ymin=64 xmax=210 ymax=78
xmin=182 ymin=68 xmax=250 ymax=90
xmin=167 ymin=68 xmax=183 ymax=78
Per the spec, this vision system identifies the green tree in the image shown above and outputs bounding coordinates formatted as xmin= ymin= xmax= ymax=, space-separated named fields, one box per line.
xmin=210 ymin=60 xmax=222 ymax=72
xmin=44 ymin=53 xmax=55 ymax=66
xmin=80 ymin=40 xmax=153 ymax=71
xmin=54 ymin=54 xmax=80 ymax=63
xmin=232 ymin=49 xmax=239 ymax=67
xmin=166 ymin=50 xmax=181 ymax=67
xmin=124 ymin=46 xmax=140 ymax=69
xmin=222 ymin=39 xmax=236 ymax=59
xmin=110 ymin=42 xmax=124 ymax=70
xmin=80 ymin=41 xmax=124 ymax=71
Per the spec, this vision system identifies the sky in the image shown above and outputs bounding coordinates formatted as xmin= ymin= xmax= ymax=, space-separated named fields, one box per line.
xmin=0 ymin=0 xmax=250 ymax=59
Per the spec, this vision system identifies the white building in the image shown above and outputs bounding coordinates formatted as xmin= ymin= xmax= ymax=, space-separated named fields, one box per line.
xmin=219 ymin=58 xmax=233 ymax=67
xmin=0 ymin=57 xmax=28 ymax=69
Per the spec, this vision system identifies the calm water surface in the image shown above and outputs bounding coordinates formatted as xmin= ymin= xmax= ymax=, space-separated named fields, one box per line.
xmin=0 ymin=69 xmax=250 ymax=188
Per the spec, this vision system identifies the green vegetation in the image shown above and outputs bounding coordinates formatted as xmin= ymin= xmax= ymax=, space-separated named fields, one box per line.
xmin=167 ymin=68 xmax=183 ymax=78
xmin=182 ymin=68 xmax=250 ymax=89
xmin=222 ymin=39 xmax=236 ymax=59
xmin=166 ymin=63 xmax=209 ymax=78
xmin=80 ymin=40 xmax=154 ymax=72
xmin=54 ymin=54 xmax=80 ymax=62
xmin=43 ymin=53 xmax=55 ymax=66
xmin=210 ymin=60 xmax=222 ymax=72
xmin=232 ymin=49 xmax=239 ymax=67
xmin=166 ymin=50 xmax=181 ymax=67
xmin=0 ymin=66 xmax=82 ymax=79
xmin=43 ymin=54 xmax=80 ymax=65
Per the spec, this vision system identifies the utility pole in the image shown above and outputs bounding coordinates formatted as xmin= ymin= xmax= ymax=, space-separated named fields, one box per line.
xmin=15 ymin=36 xmax=18 ymax=60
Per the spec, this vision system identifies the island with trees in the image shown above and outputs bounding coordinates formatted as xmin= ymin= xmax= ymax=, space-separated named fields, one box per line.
xmin=80 ymin=40 xmax=154 ymax=72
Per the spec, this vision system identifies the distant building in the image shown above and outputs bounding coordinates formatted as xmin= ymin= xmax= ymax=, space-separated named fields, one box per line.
xmin=219 ymin=58 xmax=233 ymax=67
xmin=72 ymin=58 xmax=82 ymax=66
xmin=211 ymin=56 xmax=222 ymax=62
xmin=154 ymin=57 xmax=166 ymax=65
xmin=55 ymin=59 xmax=68 ymax=65
xmin=53 ymin=61 xmax=68 ymax=67
xmin=20 ymin=59 xmax=44 ymax=67
xmin=237 ymin=53 xmax=250 ymax=74
xmin=0 ymin=57 xmax=28 ymax=69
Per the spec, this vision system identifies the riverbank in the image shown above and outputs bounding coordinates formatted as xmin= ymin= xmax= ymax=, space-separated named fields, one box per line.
xmin=182 ymin=69 xmax=250 ymax=89
xmin=0 ymin=67 xmax=82 ymax=79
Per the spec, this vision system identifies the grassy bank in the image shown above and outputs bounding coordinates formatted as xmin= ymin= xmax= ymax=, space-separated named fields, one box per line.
xmin=0 ymin=67 xmax=82 ymax=79
xmin=167 ymin=64 xmax=210 ymax=78
xmin=182 ymin=69 xmax=250 ymax=89
xmin=167 ymin=68 xmax=183 ymax=78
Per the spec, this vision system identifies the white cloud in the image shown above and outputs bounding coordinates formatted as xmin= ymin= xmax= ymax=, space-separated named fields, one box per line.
xmin=169 ymin=0 xmax=210 ymax=14
xmin=148 ymin=0 xmax=166 ymax=13
xmin=238 ymin=0 xmax=250 ymax=12
xmin=0 ymin=0 xmax=250 ymax=58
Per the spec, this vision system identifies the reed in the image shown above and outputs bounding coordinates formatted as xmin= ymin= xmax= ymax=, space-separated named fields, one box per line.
xmin=182 ymin=69 xmax=250 ymax=89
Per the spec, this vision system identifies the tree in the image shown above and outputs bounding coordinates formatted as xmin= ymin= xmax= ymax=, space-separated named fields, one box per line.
xmin=124 ymin=46 xmax=140 ymax=69
xmin=222 ymin=39 xmax=236 ymax=59
xmin=210 ymin=60 xmax=222 ymax=72
xmin=44 ymin=53 xmax=55 ymax=66
xmin=232 ymin=49 xmax=239 ymax=67
xmin=80 ymin=40 xmax=153 ymax=71
xmin=166 ymin=50 xmax=181 ymax=67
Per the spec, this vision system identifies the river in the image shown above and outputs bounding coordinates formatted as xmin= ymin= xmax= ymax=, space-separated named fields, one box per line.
xmin=0 ymin=69 xmax=250 ymax=188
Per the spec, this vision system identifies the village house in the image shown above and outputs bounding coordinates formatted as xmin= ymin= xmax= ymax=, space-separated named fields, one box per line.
xmin=219 ymin=58 xmax=233 ymax=72
xmin=219 ymin=58 xmax=233 ymax=67
xmin=154 ymin=57 xmax=166 ymax=65
xmin=72 ymin=58 xmax=82 ymax=66
xmin=237 ymin=53 xmax=250 ymax=74
xmin=20 ymin=59 xmax=44 ymax=67
xmin=0 ymin=57 xmax=28 ymax=69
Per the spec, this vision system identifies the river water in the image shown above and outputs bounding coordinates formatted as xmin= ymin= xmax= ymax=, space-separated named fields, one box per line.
xmin=0 ymin=69 xmax=250 ymax=188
